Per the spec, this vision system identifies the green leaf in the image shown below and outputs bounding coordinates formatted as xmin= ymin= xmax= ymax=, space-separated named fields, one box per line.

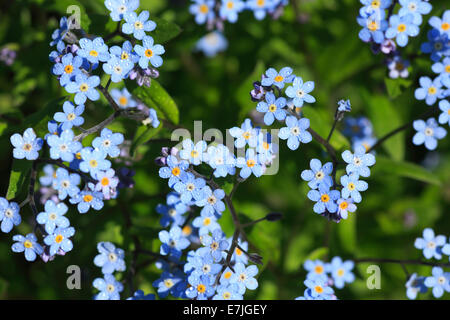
xmin=361 ymin=91 xmax=404 ymax=161
xmin=236 ymin=60 xmax=265 ymax=121
xmin=130 ymin=123 xmax=163 ymax=157
xmin=150 ymin=17 xmax=182 ymax=44
xmin=304 ymin=247 xmax=329 ymax=261
xmin=337 ymin=211 xmax=357 ymax=253
xmin=6 ymin=159 xmax=32 ymax=200
xmin=132 ymin=80 xmax=179 ymax=125
xmin=384 ymin=77 xmax=413 ymax=99
xmin=374 ymin=156 xmax=442 ymax=186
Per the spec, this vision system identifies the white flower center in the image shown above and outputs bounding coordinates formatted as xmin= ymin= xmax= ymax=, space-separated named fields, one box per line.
xmin=108 ymin=253 xmax=117 ymax=262
xmin=4 ymin=209 xmax=13 ymax=218
xmin=424 ymin=128 xmax=434 ymax=136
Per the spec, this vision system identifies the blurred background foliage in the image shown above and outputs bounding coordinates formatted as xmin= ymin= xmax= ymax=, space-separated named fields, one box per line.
xmin=0 ymin=0 xmax=449 ymax=300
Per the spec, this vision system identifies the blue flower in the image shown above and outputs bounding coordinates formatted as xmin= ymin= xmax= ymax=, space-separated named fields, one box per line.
xmin=229 ymin=118 xmax=259 ymax=148
xmin=219 ymin=0 xmax=245 ymax=23
xmin=256 ymin=92 xmax=287 ymax=125
xmin=307 ymin=185 xmax=340 ymax=214
xmin=414 ymin=228 xmax=446 ymax=259
xmin=337 ymin=99 xmax=352 ymax=112
xmin=93 ymin=274 xmax=124 ymax=300
xmin=229 ymin=238 xmax=248 ymax=265
xmin=285 ymin=77 xmax=315 ymax=107
xmin=173 ymin=172 xmax=206 ymax=204
xmin=247 ymin=0 xmax=276 ymax=20
xmin=52 ymin=53 xmax=83 ymax=86
xmin=261 ymin=67 xmax=294 ymax=89
xmin=385 ymin=14 xmax=419 ymax=47
xmin=213 ymin=284 xmax=243 ymax=300
xmin=47 ymin=129 xmax=82 ymax=163
xmin=304 ymin=259 xmax=328 ymax=281
xmin=405 ymin=273 xmax=428 ymax=300
xmin=199 ymin=229 xmax=229 ymax=261
xmin=190 ymin=253 xmax=222 ymax=278
xmin=103 ymin=56 xmax=134 ymax=82
xmin=156 ymin=192 xmax=189 ymax=227
xmin=153 ymin=271 xmax=184 ymax=298
xmin=340 ymin=174 xmax=368 ymax=203
xmin=230 ymin=262 xmax=258 ymax=294
xmin=412 ymin=118 xmax=447 ymax=150
xmin=159 ymin=155 xmax=189 ymax=187
xmin=143 ymin=108 xmax=160 ymax=128
xmin=278 ymin=116 xmax=312 ymax=150
xmin=94 ymin=169 xmax=119 ymax=200
xmin=104 ymin=0 xmax=139 ymax=22
xmin=77 ymin=37 xmax=110 ymax=65
xmin=438 ymin=100 xmax=450 ymax=126
xmin=432 ymin=57 xmax=450 ymax=79
xmin=193 ymin=214 xmax=220 ymax=236
xmin=79 ymin=148 xmax=111 ymax=178
xmin=196 ymin=31 xmax=228 ymax=57
xmin=36 ymin=200 xmax=70 ymax=234
xmin=10 ymin=128 xmax=43 ymax=160
xmin=179 ymin=139 xmax=208 ymax=165
xmin=11 ymin=233 xmax=43 ymax=262
xmin=122 ymin=10 xmax=156 ymax=40
xmin=40 ymin=164 xmax=56 ymax=186
xmin=337 ymin=198 xmax=357 ymax=220
xmin=357 ymin=10 xmax=388 ymax=44
xmin=64 ymin=73 xmax=101 ymax=105
xmin=53 ymin=101 xmax=85 ymax=130
xmin=301 ymin=158 xmax=333 ymax=190
xmin=69 ymin=190 xmax=104 ymax=214
xmin=134 ymin=36 xmax=165 ymax=69
xmin=236 ymin=148 xmax=265 ymax=179
xmin=127 ymin=290 xmax=155 ymax=300
xmin=50 ymin=17 xmax=70 ymax=47
xmin=111 ymin=87 xmax=137 ymax=109
xmin=159 ymin=226 xmax=190 ymax=259
xmin=360 ymin=0 xmax=392 ymax=16
xmin=53 ymin=168 xmax=81 ymax=200
xmin=424 ymin=267 xmax=450 ymax=298
xmin=92 ymin=128 xmax=124 ymax=158
xmin=197 ymin=187 xmax=226 ymax=216
xmin=94 ymin=241 xmax=126 ymax=274
xmin=325 ymin=256 xmax=355 ymax=289
xmin=207 ymin=144 xmax=236 ymax=178
xmin=421 ymin=28 xmax=450 ymax=62
xmin=415 ymin=76 xmax=443 ymax=106
xmin=44 ymin=226 xmax=75 ymax=256
xmin=109 ymin=40 xmax=139 ymax=63
xmin=186 ymin=274 xmax=215 ymax=300
xmin=429 ymin=10 xmax=450 ymax=37
xmin=304 ymin=277 xmax=335 ymax=300
xmin=341 ymin=146 xmax=376 ymax=178
xmin=0 ymin=197 xmax=21 ymax=233
xmin=189 ymin=0 xmax=215 ymax=25
xmin=342 ymin=116 xmax=374 ymax=140
xmin=398 ymin=0 xmax=432 ymax=25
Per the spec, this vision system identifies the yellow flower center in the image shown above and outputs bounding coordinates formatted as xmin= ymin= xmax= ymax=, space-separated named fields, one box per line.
xmin=171 ymin=167 xmax=181 ymax=176
xmin=442 ymin=22 xmax=450 ymax=31
xmin=83 ymin=194 xmax=93 ymax=202
xmin=246 ymin=159 xmax=256 ymax=168
xmin=75 ymin=152 xmax=82 ymax=160
xmin=134 ymin=21 xmax=143 ymax=29
xmin=242 ymin=131 xmax=251 ymax=140
xmin=348 ymin=182 xmax=355 ymax=191
xmin=24 ymin=240 xmax=33 ymax=248
xmin=397 ymin=24 xmax=406 ymax=32
xmin=190 ymin=150 xmax=199 ymax=158
xmin=269 ymin=104 xmax=277 ymax=112
xmin=371 ymin=0 xmax=380 ymax=8
xmin=321 ymin=194 xmax=330 ymax=203
xmin=226 ymin=1 xmax=234 ymax=9
xmin=79 ymin=83 xmax=89 ymax=92
xmin=339 ymin=201 xmax=348 ymax=210
xmin=314 ymin=285 xmax=324 ymax=294
xmin=203 ymin=218 xmax=211 ymax=226
xmin=145 ymin=49 xmax=153 ymax=58
xmin=235 ymin=248 xmax=242 ymax=256
xmin=121 ymin=52 xmax=129 ymax=60
xmin=199 ymin=4 xmax=209 ymax=13
xmin=262 ymin=142 xmax=270 ymax=150
xmin=223 ymin=292 xmax=231 ymax=299
xmin=445 ymin=65 xmax=450 ymax=73
xmin=197 ymin=284 xmax=206 ymax=293
xmin=337 ymin=269 xmax=345 ymax=277
xmin=224 ymin=271 xmax=232 ymax=279
xmin=164 ymin=279 xmax=174 ymax=288
xmin=89 ymin=159 xmax=98 ymax=168
xmin=101 ymin=177 xmax=109 ymax=186
xmin=89 ymin=50 xmax=98 ymax=57
xmin=64 ymin=65 xmax=74 ymax=74
xmin=67 ymin=113 xmax=76 ymax=121
xmin=182 ymin=225 xmax=192 ymax=236
xmin=107 ymin=284 xmax=115 ymax=292
xmin=368 ymin=20 xmax=379 ymax=31
xmin=314 ymin=265 xmax=324 ymax=274
xmin=55 ymin=234 xmax=64 ymax=243
xmin=274 ymin=75 xmax=283 ymax=82
xmin=23 ymin=143 xmax=32 ymax=151
xmin=428 ymin=86 xmax=437 ymax=95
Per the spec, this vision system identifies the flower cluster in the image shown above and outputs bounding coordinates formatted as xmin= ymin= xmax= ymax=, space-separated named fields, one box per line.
xmin=406 ymin=228 xmax=450 ymax=299
xmin=342 ymin=116 xmax=378 ymax=152
xmin=189 ymin=0 xmax=288 ymax=57
xmin=411 ymin=11 xmax=449 ymax=150
xmin=295 ymin=256 xmax=355 ymax=300
xmin=6 ymin=0 xmax=162 ymax=264
xmin=357 ymin=0 xmax=433 ymax=79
